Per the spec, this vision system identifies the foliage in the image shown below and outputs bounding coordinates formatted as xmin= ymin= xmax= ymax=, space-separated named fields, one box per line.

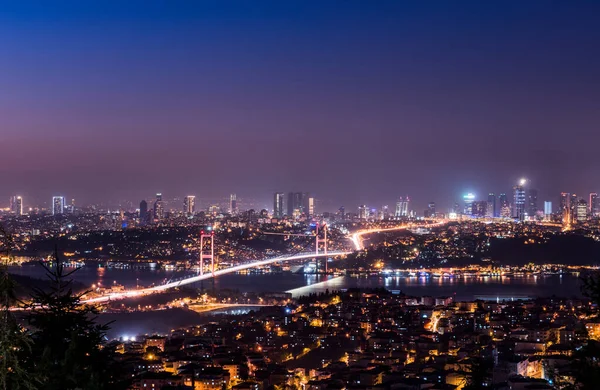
xmin=0 ymin=225 xmax=37 ymax=390
xmin=26 ymin=247 xmax=128 ymax=390
xmin=572 ymin=272 xmax=600 ymax=389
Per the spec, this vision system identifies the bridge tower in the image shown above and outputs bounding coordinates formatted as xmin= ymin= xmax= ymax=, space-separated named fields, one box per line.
xmin=199 ymin=230 xmax=215 ymax=276
xmin=315 ymin=223 xmax=328 ymax=273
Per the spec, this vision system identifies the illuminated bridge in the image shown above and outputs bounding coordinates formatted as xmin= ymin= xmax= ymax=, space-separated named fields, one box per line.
xmin=82 ymin=220 xmax=447 ymax=304
xmin=83 ymin=250 xmax=349 ymax=304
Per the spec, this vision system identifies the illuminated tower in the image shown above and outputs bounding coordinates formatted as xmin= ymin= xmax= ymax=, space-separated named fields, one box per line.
xmin=10 ymin=196 xmax=23 ymax=216
xmin=273 ymin=193 xmax=285 ymax=218
xmin=229 ymin=194 xmax=237 ymax=214
xmin=153 ymin=193 xmax=164 ymax=221
xmin=358 ymin=205 xmax=369 ymax=220
xmin=52 ymin=196 xmax=65 ymax=215
xmin=487 ymin=193 xmax=496 ymax=217
xmin=463 ymin=193 xmax=475 ymax=216
xmin=183 ymin=195 xmax=195 ymax=217
xmin=499 ymin=193 xmax=510 ymax=218
xmin=544 ymin=201 xmax=552 ymax=221
xmin=512 ymin=179 xmax=526 ymax=221
xmin=199 ymin=229 xmax=215 ymax=276
xmin=589 ymin=193 xmax=598 ymax=217
xmin=395 ymin=197 xmax=409 ymax=217
xmin=308 ymin=197 xmax=315 ymax=216
xmin=576 ymin=199 xmax=588 ymax=222
xmin=559 ymin=192 xmax=570 ymax=223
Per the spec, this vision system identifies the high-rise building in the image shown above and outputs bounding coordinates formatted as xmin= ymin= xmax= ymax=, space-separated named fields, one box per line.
xmin=308 ymin=197 xmax=315 ymax=216
xmin=287 ymin=192 xmax=310 ymax=217
xmin=425 ymin=202 xmax=436 ymax=218
xmin=463 ymin=193 xmax=475 ymax=216
xmin=453 ymin=202 xmax=461 ymax=214
xmin=512 ymin=179 xmax=526 ymax=221
xmin=497 ymin=193 xmax=509 ymax=218
xmin=589 ymin=193 xmax=598 ymax=217
xmin=337 ymin=206 xmax=345 ymax=221
xmin=577 ymin=199 xmax=588 ymax=222
xmin=381 ymin=205 xmax=390 ymax=219
xmin=139 ymin=200 xmax=148 ymax=225
xmin=358 ymin=205 xmax=369 ymax=220
xmin=153 ymin=193 xmax=164 ymax=221
xmin=544 ymin=201 xmax=552 ymax=220
xmin=527 ymin=188 xmax=538 ymax=218
xmin=229 ymin=194 xmax=238 ymax=214
xmin=183 ymin=195 xmax=195 ymax=216
xmin=52 ymin=196 xmax=65 ymax=215
xmin=486 ymin=193 xmax=496 ymax=217
xmin=559 ymin=192 xmax=570 ymax=223
xmin=10 ymin=196 xmax=23 ymax=216
xmin=472 ymin=201 xmax=487 ymax=217
xmin=273 ymin=193 xmax=285 ymax=218
xmin=395 ymin=197 xmax=409 ymax=217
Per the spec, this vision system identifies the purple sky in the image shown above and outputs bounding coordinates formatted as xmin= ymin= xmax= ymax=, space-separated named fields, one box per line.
xmin=1 ymin=1 xmax=599 ymax=212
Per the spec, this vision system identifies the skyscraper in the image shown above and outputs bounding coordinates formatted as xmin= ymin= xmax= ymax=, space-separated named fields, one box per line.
xmin=273 ymin=193 xmax=285 ymax=218
xmin=52 ymin=196 xmax=65 ymax=215
xmin=358 ymin=205 xmax=369 ymax=220
xmin=487 ymin=193 xmax=496 ymax=217
xmin=337 ymin=206 xmax=345 ymax=221
xmin=570 ymin=193 xmax=578 ymax=223
xmin=139 ymin=200 xmax=148 ymax=225
xmin=512 ymin=179 xmax=526 ymax=221
xmin=308 ymin=197 xmax=315 ymax=216
xmin=395 ymin=197 xmax=409 ymax=217
xmin=576 ymin=199 xmax=588 ymax=222
xmin=472 ymin=201 xmax=487 ymax=217
xmin=589 ymin=193 xmax=598 ymax=217
xmin=287 ymin=192 xmax=310 ymax=216
xmin=381 ymin=205 xmax=390 ymax=219
xmin=499 ymin=193 xmax=510 ymax=218
xmin=229 ymin=194 xmax=237 ymax=214
xmin=153 ymin=193 xmax=164 ymax=221
xmin=559 ymin=192 xmax=571 ymax=223
xmin=183 ymin=195 xmax=195 ymax=216
xmin=463 ymin=193 xmax=475 ymax=216
xmin=426 ymin=202 xmax=436 ymax=218
xmin=527 ymin=188 xmax=538 ymax=218
xmin=544 ymin=201 xmax=552 ymax=220
xmin=10 ymin=196 xmax=23 ymax=216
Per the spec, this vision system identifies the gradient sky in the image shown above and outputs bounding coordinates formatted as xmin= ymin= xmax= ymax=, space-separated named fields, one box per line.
xmin=1 ymin=1 xmax=599 ymax=212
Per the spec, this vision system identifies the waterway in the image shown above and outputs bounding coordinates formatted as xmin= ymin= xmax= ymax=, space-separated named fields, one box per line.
xmin=8 ymin=263 xmax=586 ymax=301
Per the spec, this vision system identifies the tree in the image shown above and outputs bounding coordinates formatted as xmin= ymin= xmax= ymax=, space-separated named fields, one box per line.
xmin=460 ymin=357 xmax=493 ymax=390
xmin=0 ymin=225 xmax=38 ymax=390
xmin=26 ymin=247 xmax=128 ymax=390
xmin=570 ymin=273 xmax=600 ymax=389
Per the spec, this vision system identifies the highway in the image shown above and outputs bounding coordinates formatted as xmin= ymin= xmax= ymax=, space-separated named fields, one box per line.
xmin=350 ymin=220 xmax=448 ymax=250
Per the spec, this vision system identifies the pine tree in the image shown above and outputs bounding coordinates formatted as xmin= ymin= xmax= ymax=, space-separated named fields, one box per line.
xmin=26 ymin=247 xmax=128 ymax=390
xmin=0 ymin=225 xmax=37 ymax=390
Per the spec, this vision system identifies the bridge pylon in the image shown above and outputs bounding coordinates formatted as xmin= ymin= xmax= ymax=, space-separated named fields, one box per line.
xmin=199 ymin=230 xmax=215 ymax=277
xmin=315 ymin=223 xmax=328 ymax=273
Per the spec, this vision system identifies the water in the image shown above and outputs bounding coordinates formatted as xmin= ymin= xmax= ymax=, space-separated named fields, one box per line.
xmin=8 ymin=263 xmax=585 ymax=301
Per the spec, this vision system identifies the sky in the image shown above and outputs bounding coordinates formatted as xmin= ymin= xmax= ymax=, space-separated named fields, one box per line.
xmin=1 ymin=1 xmax=599 ymax=212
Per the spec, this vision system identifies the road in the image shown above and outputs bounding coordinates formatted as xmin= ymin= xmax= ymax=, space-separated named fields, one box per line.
xmin=349 ymin=220 xmax=448 ymax=250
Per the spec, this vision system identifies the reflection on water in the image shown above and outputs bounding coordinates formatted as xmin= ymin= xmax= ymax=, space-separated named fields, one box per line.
xmin=8 ymin=263 xmax=584 ymax=301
